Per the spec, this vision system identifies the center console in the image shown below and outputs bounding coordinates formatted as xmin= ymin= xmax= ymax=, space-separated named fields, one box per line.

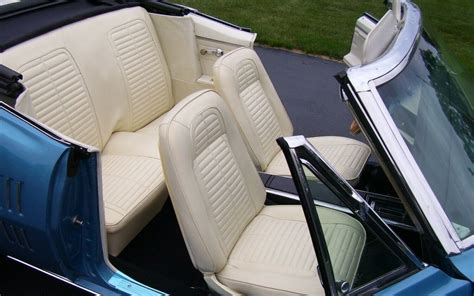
xmin=261 ymin=173 xmax=416 ymax=232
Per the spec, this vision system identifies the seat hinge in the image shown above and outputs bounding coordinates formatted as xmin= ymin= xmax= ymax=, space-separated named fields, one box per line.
xmin=0 ymin=64 xmax=24 ymax=108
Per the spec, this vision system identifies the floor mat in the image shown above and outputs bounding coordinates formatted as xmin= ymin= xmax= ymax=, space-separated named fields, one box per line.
xmin=112 ymin=199 xmax=209 ymax=295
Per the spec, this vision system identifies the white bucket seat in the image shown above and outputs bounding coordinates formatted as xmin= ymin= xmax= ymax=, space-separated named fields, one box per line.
xmin=159 ymin=90 xmax=366 ymax=295
xmin=213 ymin=48 xmax=371 ymax=183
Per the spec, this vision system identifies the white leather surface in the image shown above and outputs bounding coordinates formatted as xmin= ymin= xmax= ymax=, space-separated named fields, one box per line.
xmin=149 ymin=14 xmax=206 ymax=101
xmin=0 ymin=7 xmax=172 ymax=255
xmin=159 ymin=90 xmax=366 ymax=295
xmin=218 ymin=206 xmax=365 ymax=295
xmin=149 ymin=13 xmax=256 ymax=101
xmin=362 ymin=10 xmax=399 ymax=65
xmin=9 ymin=47 xmax=103 ymax=148
xmin=109 ymin=19 xmax=173 ymax=131
xmin=213 ymin=47 xmax=293 ymax=170
xmin=159 ymin=90 xmax=266 ymax=273
xmin=218 ymin=205 xmax=323 ymax=295
xmin=214 ymin=47 xmax=371 ymax=181
xmin=267 ymin=136 xmax=371 ymax=182
xmin=135 ymin=112 xmax=167 ymax=137
xmin=191 ymin=14 xmax=256 ymax=48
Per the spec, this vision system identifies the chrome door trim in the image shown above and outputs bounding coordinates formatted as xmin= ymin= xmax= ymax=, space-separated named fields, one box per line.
xmin=265 ymin=188 xmax=353 ymax=214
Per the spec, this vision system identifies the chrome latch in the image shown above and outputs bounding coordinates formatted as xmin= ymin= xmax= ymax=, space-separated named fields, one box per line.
xmin=200 ymin=48 xmax=224 ymax=57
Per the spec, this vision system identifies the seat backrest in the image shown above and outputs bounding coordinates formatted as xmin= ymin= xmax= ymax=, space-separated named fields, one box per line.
xmin=361 ymin=10 xmax=399 ymax=65
xmin=159 ymin=90 xmax=266 ymax=273
xmin=0 ymin=7 xmax=173 ymax=149
xmin=213 ymin=48 xmax=293 ymax=171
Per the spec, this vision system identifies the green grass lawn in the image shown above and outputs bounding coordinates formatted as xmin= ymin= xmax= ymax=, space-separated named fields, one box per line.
xmin=173 ymin=0 xmax=474 ymax=77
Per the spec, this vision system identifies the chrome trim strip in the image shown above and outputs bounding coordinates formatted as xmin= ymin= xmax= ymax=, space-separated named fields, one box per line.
xmin=384 ymin=218 xmax=417 ymax=232
xmin=6 ymin=256 xmax=100 ymax=295
xmin=265 ymin=188 xmax=353 ymax=214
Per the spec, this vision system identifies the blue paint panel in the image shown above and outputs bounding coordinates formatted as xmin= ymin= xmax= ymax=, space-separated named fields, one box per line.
xmin=376 ymin=267 xmax=472 ymax=295
xmin=0 ymin=107 xmax=72 ymax=273
xmin=450 ymin=247 xmax=474 ymax=282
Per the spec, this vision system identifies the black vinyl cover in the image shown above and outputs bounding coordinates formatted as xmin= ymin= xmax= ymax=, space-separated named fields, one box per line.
xmin=0 ymin=1 xmax=137 ymax=52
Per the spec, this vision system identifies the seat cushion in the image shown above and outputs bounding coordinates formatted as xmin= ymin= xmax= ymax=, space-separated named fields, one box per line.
xmin=101 ymin=131 xmax=168 ymax=256
xmin=217 ymin=205 xmax=366 ymax=295
xmin=135 ymin=112 xmax=167 ymax=136
xmin=266 ymin=136 xmax=371 ymax=182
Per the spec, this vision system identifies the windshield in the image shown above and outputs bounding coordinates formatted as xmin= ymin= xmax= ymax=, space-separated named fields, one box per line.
xmin=377 ymin=33 xmax=474 ymax=240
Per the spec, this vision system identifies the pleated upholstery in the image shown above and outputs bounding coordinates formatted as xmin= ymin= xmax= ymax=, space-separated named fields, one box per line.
xmin=218 ymin=206 xmax=366 ymax=295
xmin=0 ymin=7 xmax=172 ymax=255
xmin=101 ymin=154 xmax=164 ymax=227
xmin=213 ymin=47 xmax=371 ymax=180
xmin=159 ymin=91 xmax=367 ymax=295
xmin=19 ymin=49 xmax=102 ymax=148
xmin=237 ymin=59 xmax=282 ymax=166
xmin=110 ymin=19 xmax=172 ymax=130
xmin=266 ymin=136 xmax=371 ymax=182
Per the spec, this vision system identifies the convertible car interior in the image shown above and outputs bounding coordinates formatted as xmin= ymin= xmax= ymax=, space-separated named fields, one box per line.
xmin=0 ymin=1 xmax=420 ymax=294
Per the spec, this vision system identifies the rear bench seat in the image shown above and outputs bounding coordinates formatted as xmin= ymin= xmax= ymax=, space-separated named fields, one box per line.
xmin=0 ymin=7 xmax=172 ymax=256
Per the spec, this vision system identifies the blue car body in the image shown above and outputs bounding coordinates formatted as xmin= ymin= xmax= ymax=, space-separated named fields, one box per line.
xmin=0 ymin=0 xmax=473 ymax=295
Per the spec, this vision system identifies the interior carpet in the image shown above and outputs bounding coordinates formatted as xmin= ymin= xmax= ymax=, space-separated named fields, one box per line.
xmin=111 ymin=199 xmax=210 ymax=295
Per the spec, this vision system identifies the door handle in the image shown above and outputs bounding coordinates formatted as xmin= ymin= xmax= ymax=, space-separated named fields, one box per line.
xmin=200 ymin=48 xmax=224 ymax=57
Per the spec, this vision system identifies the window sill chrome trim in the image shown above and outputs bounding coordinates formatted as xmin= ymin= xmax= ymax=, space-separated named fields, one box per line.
xmin=265 ymin=188 xmax=353 ymax=214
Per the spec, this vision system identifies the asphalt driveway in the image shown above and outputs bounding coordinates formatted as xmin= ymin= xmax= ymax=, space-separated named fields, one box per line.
xmin=255 ymin=46 xmax=365 ymax=143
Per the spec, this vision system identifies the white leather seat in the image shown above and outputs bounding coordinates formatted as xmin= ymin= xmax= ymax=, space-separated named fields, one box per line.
xmin=159 ymin=90 xmax=366 ymax=295
xmin=213 ymin=47 xmax=371 ymax=183
xmin=0 ymin=7 xmax=172 ymax=255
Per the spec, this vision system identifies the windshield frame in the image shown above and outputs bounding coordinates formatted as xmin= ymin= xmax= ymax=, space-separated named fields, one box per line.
xmin=344 ymin=0 xmax=473 ymax=254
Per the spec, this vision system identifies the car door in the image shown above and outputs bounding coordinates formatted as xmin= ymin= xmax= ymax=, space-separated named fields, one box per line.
xmin=277 ymin=135 xmax=473 ymax=295
xmin=147 ymin=2 xmax=256 ymax=98
xmin=0 ymin=102 xmax=165 ymax=296
xmin=0 ymin=101 xmax=99 ymax=276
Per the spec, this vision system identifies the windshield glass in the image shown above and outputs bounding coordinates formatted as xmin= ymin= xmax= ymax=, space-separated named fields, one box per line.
xmin=377 ymin=33 xmax=474 ymax=240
